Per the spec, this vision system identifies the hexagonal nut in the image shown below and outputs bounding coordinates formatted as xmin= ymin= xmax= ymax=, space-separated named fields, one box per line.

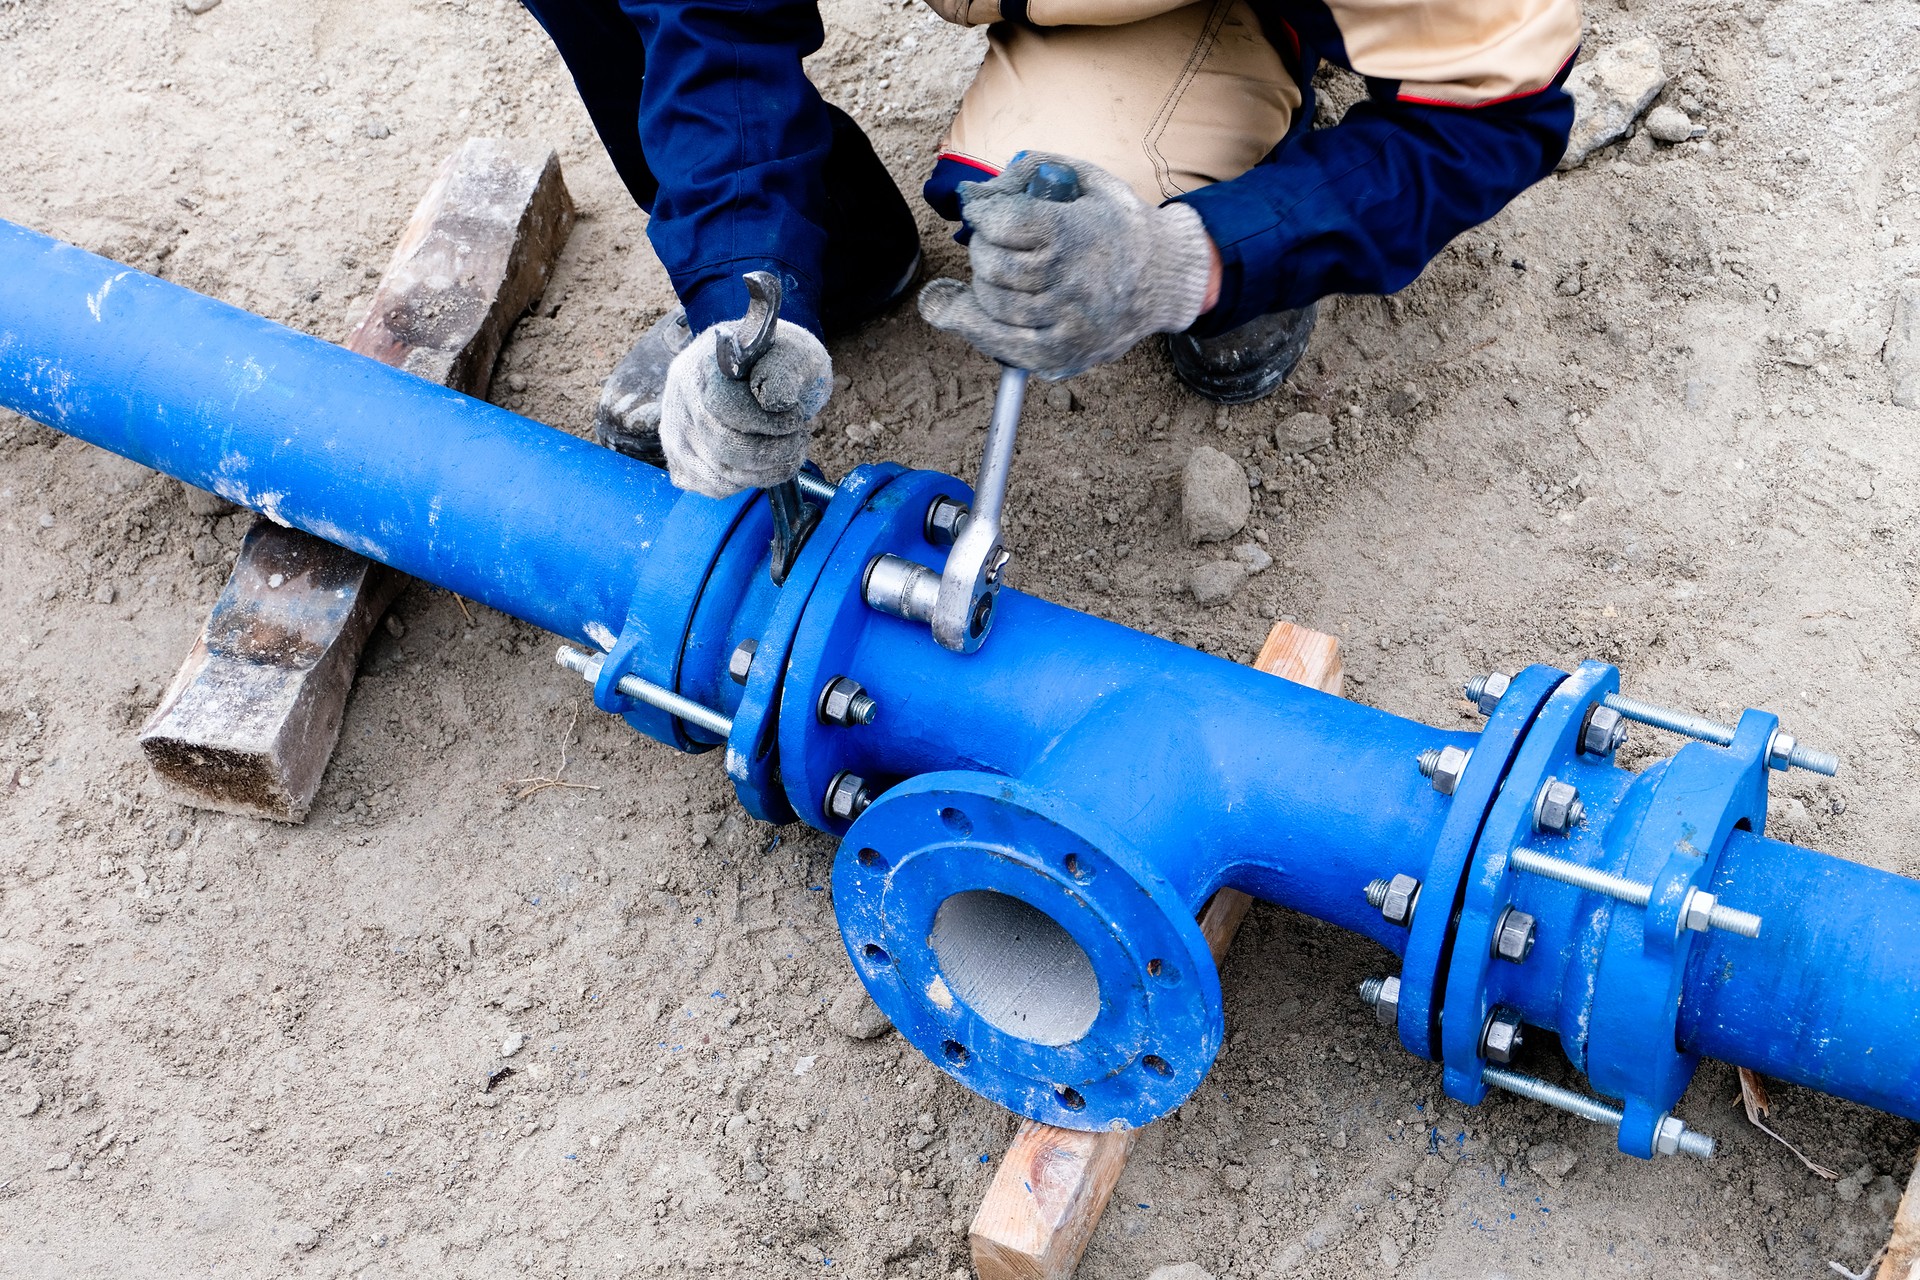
xmin=727 ymin=638 xmax=758 ymax=685
xmin=1680 ymin=887 xmax=1718 ymax=934
xmin=1480 ymin=1010 xmax=1524 ymax=1064
xmin=1430 ymin=745 xmax=1472 ymax=796
xmin=1652 ymin=1114 xmax=1687 ymax=1157
xmin=1580 ymin=704 xmax=1626 ymax=756
xmin=1468 ymin=671 xmax=1513 ymax=716
xmin=1532 ymin=777 xmax=1584 ymax=834
xmin=1492 ymin=907 xmax=1537 ymax=962
xmin=817 ymin=676 xmax=876 ymax=727
xmin=1764 ymin=730 xmax=1797 ymax=771
xmin=924 ymin=496 xmax=971 ymax=547
xmin=825 ymin=771 xmax=873 ymax=822
xmin=1380 ymin=874 xmax=1421 ymax=927
xmin=1373 ymin=976 xmax=1401 ymax=1027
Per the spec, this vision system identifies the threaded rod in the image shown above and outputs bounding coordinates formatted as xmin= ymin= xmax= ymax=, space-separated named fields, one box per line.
xmin=1364 ymin=878 xmax=1391 ymax=909
xmin=1358 ymin=976 xmax=1386 ymax=1007
xmin=1415 ymin=748 xmax=1441 ymax=779
xmin=1482 ymin=1066 xmax=1623 ymax=1125
xmin=1601 ymin=692 xmax=1735 ymax=746
xmin=1707 ymin=903 xmax=1764 ymax=939
xmin=1784 ymin=742 xmax=1839 ymax=777
xmin=1510 ymin=847 xmax=1651 ymax=907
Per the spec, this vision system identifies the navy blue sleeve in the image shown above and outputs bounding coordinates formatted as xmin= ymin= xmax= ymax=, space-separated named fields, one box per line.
xmin=628 ymin=0 xmax=833 ymax=338
xmin=1175 ymin=78 xmax=1574 ymax=335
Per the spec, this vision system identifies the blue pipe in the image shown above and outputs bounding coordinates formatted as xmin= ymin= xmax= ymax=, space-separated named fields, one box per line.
xmin=1 ymin=218 xmax=1915 ymax=1158
xmin=0 ymin=220 xmax=679 ymax=649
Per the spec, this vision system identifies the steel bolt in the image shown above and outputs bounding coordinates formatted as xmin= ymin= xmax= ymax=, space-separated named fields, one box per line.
xmin=1532 ymin=777 xmax=1585 ymax=834
xmin=1653 ymin=1114 xmax=1718 ymax=1160
xmin=1359 ymin=975 xmax=1401 ymax=1027
xmin=1364 ymin=873 xmax=1421 ymax=927
xmin=1480 ymin=1008 xmax=1524 ymax=1064
xmin=1492 ymin=906 xmax=1538 ymax=962
xmin=727 ymin=638 xmax=758 ymax=685
xmin=1579 ymin=703 xmax=1628 ymax=756
xmin=825 ymin=770 xmax=874 ymax=822
xmin=1463 ymin=672 xmax=1512 ymax=716
xmin=924 ymin=495 xmax=971 ymax=547
xmin=1416 ymin=744 xmax=1472 ymax=795
xmin=816 ymin=675 xmax=878 ymax=727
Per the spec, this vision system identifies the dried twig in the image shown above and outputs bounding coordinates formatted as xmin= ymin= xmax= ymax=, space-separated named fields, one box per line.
xmin=1826 ymin=1245 xmax=1885 ymax=1280
xmin=452 ymin=592 xmax=475 ymax=624
xmin=503 ymin=702 xmax=600 ymax=801
xmin=1740 ymin=1067 xmax=1840 ymax=1180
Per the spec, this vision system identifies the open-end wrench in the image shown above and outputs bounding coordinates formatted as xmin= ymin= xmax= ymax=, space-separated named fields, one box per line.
xmin=928 ymin=160 xmax=1080 ymax=654
xmin=717 ymin=270 xmax=821 ymax=585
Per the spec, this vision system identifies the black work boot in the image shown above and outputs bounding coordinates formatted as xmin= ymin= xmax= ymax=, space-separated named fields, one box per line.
xmin=1167 ymin=303 xmax=1317 ymax=405
xmin=593 ymin=307 xmax=692 ymax=464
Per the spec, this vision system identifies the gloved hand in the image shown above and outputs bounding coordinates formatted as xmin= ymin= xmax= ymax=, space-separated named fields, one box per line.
xmin=658 ymin=317 xmax=833 ymax=499
xmin=917 ymin=152 xmax=1216 ymax=380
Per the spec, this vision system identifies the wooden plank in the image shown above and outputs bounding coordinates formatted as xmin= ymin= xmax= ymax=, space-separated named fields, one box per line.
xmin=138 ymin=138 xmax=574 ymax=820
xmin=969 ymin=621 xmax=1344 ymax=1280
xmin=1878 ymin=1146 xmax=1920 ymax=1280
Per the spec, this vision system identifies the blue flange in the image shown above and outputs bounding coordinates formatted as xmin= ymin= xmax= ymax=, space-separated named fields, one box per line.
xmin=1396 ymin=664 xmax=1565 ymax=1060
xmin=722 ymin=463 xmax=905 ymax=822
xmin=834 ymin=771 xmax=1220 ymax=1131
xmin=1438 ymin=660 xmax=1622 ymax=1103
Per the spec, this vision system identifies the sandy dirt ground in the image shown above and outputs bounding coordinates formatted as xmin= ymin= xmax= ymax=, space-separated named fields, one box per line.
xmin=3 ymin=0 xmax=1920 ymax=1277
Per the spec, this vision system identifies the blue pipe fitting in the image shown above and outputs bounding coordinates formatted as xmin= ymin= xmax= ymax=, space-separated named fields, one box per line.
xmin=3 ymin=218 xmax=1917 ymax=1160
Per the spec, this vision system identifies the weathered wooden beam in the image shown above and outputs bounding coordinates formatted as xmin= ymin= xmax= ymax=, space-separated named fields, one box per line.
xmin=968 ymin=621 xmax=1344 ymax=1280
xmin=1878 ymin=1146 xmax=1920 ymax=1280
xmin=139 ymin=138 xmax=575 ymax=820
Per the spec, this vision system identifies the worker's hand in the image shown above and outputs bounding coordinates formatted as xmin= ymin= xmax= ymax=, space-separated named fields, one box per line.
xmin=917 ymin=152 xmax=1216 ymax=380
xmin=658 ymin=317 xmax=832 ymax=499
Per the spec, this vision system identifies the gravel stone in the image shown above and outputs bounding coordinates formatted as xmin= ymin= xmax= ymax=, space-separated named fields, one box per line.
xmin=1274 ymin=410 xmax=1332 ymax=454
xmin=1187 ymin=560 xmax=1248 ymax=607
xmin=47 ymin=1151 xmax=71 ymax=1170
xmin=1182 ymin=446 xmax=1251 ymax=544
xmin=1527 ymin=1142 xmax=1580 ymax=1188
xmin=1233 ymin=542 xmax=1272 ymax=573
xmin=827 ymin=978 xmax=892 ymax=1040
xmin=183 ymin=0 xmax=223 ymax=14
xmin=500 ymin=1031 xmax=525 ymax=1058
xmin=1644 ymin=104 xmax=1695 ymax=144
xmin=1886 ymin=279 xmax=1920 ymax=409
xmin=1559 ymin=38 xmax=1668 ymax=169
xmin=1146 ymin=1264 xmax=1216 ymax=1280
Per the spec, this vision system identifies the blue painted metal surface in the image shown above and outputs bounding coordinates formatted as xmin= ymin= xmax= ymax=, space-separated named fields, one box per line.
xmin=1 ymin=218 xmax=1916 ymax=1157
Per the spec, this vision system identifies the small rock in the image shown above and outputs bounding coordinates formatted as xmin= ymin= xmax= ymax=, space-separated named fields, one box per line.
xmin=164 ymin=826 xmax=187 ymax=849
xmin=0 ymin=1034 xmax=11 ymax=1053
xmin=384 ymin=614 xmax=406 ymax=639
xmin=289 ymin=1225 xmax=320 ymax=1253
xmin=500 ymin=1031 xmax=525 ymax=1058
xmin=178 ymin=481 xmax=233 ymax=517
xmin=1274 ymin=411 xmax=1332 ymax=454
xmin=507 ymin=372 xmax=528 ymax=393
xmin=1559 ymin=37 xmax=1668 ymax=169
xmin=916 ymin=1112 xmax=937 ymax=1133
xmin=94 ymin=582 xmax=115 ymax=605
xmin=362 ymin=120 xmax=392 ymax=140
xmin=782 ymin=1169 xmax=807 ymax=1202
xmin=183 ymin=0 xmax=221 ymax=12
xmin=1644 ymin=104 xmax=1695 ymax=144
xmin=1044 ymin=383 xmax=1078 ymax=412
xmin=1232 ymin=543 xmax=1272 ymax=574
xmin=14 ymin=1088 xmax=42 ymax=1118
xmin=46 ymin=1152 xmax=71 ymax=1171
xmin=741 ymin=1160 xmax=769 ymax=1185
xmin=1187 ymin=561 xmax=1248 ymax=607
xmin=827 ymin=980 xmax=891 ymax=1040
xmin=1886 ymin=280 xmax=1920 ymax=410
xmin=1182 ymin=446 xmax=1250 ymax=544
xmin=1146 ymin=1264 xmax=1215 ymax=1280
xmin=1379 ymin=1235 xmax=1403 ymax=1269
xmin=1527 ymin=1141 xmax=1580 ymax=1188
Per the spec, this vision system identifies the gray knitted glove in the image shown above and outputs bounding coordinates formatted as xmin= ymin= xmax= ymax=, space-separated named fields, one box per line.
xmin=917 ymin=152 xmax=1214 ymax=380
xmin=658 ymin=317 xmax=832 ymax=499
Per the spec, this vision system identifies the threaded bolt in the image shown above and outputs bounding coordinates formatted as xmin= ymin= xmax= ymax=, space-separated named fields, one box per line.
xmin=1463 ymin=672 xmax=1512 ymax=716
xmin=1365 ymin=878 xmax=1391 ymax=909
xmin=1358 ymin=976 xmax=1386 ymax=1005
xmin=1416 ymin=748 xmax=1441 ymax=779
xmin=1358 ymin=975 xmax=1400 ymax=1026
